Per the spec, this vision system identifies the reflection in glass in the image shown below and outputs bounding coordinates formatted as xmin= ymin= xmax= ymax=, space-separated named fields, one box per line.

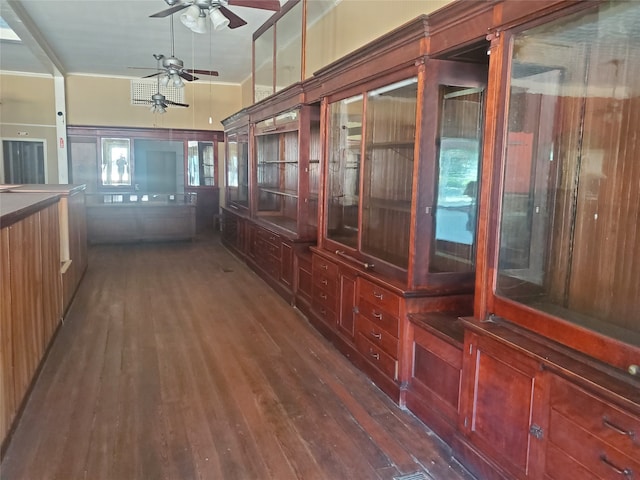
xmin=187 ymin=141 xmax=215 ymax=186
xmin=430 ymin=86 xmax=484 ymax=273
xmin=254 ymin=25 xmax=275 ymax=102
xmin=101 ymin=138 xmax=131 ymax=186
xmin=275 ymin=0 xmax=302 ymax=92
xmin=326 ymin=95 xmax=363 ymax=249
xmin=362 ymin=79 xmax=418 ymax=269
xmin=496 ymin=2 xmax=640 ymax=345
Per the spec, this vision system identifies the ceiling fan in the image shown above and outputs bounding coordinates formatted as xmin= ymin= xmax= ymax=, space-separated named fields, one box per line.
xmin=130 ymin=18 xmax=219 ymax=87
xmin=150 ymin=0 xmax=281 ymax=32
xmin=134 ymin=55 xmax=190 ymax=114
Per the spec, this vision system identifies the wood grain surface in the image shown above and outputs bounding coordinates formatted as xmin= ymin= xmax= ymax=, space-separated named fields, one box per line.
xmin=1 ymin=233 xmax=475 ymax=480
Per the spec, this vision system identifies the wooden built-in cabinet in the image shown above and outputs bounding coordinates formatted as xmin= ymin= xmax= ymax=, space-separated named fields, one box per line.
xmin=221 ymin=85 xmax=320 ymax=304
xmin=301 ymin=15 xmax=486 ymax=402
xmin=0 ymin=193 xmax=64 ymax=452
xmin=221 ymin=2 xmax=640 ymax=479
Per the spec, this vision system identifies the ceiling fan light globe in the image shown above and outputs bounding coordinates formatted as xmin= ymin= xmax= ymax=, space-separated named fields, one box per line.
xmin=171 ymin=73 xmax=184 ymax=88
xmin=180 ymin=4 xmax=201 ymax=27
xmin=190 ymin=15 xmax=208 ymax=34
xmin=209 ymin=8 xmax=229 ymax=30
xmin=159 ymin=74 xmax=171 ymax=87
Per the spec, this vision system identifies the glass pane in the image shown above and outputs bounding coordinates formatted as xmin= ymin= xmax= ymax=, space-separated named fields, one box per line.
xmin=362 ymin=79 xmax=417 ymax=268
xmin=254 ymin=25 xmax=274 ymax=102
xmin=201 ymin=142 xmax=215 ymax=186
xmin=237 ymin=132 xmax=249 ymax=206
xmin=308 ymin=114 xmax=321 ymax=230
xmin=496 ymin=2 xmax=640 ymax=345
xmin=275 ymin=0 xmax=302 ymax=92
xmin=431 ymin=86 xmax=484 ymax=273
xmin=187 ymin=141 xmax=200 ymax=186
xmin=133 ymin=139 xmax=184 ymax=193
xmin=101 ymin=138 xmax=131 ymax=186
xmin=326 ymin=95 xmax=363 ymax=249
xmin=256 ymin=128 xmax=299 ymax=233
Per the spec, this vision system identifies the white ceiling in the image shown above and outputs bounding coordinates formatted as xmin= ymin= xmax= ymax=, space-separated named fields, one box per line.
xmin=0 ymin=0 xmax=290 ymax=84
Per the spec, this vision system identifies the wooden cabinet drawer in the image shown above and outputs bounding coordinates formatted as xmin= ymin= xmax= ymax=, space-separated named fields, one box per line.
xmin=312 ymin=255 xmax=339 ymax=278
xmin=312 ymin=288 xmax=337 ymax=313
xmin=544 ymin=442 xmax=599 ymax=480
xmin=548 ymin=408 xmax=639 ymax=479
xmin=550 ymin=376 xmax=640 ymax=458
xmin=356 ymin=315 xmax=398 ymax=359
xmin=355 ymin=333 xmax=398 ymax=380
xmin=358 ymin=278 xmax=400 ymax=317
xmin=312 ymin=299 xmax=337 ymax=325
xmin=313 ymin=270 xmax=337 ymax=293
xmin=255 ymin=227 xmax=280 ymax=246
xmin=357 ymin=299 xmax=399 ymax=338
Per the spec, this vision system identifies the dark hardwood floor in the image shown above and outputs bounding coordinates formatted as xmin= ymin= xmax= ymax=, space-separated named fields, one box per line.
xmin=1 ymin=232 xmax=475 ymax=480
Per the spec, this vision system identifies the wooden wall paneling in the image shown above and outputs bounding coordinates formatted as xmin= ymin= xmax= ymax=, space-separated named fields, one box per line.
xmin=39 ymin=204 xmax=63 ymax=348
xmin=0 ymin=228 xmax=14 ymax=445
xmin=8 ymin=213 xmax=44 ymax=412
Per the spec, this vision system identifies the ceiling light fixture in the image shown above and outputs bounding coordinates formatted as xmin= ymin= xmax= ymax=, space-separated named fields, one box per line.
xmin=209 ymin=8 xmax=230 ymax=30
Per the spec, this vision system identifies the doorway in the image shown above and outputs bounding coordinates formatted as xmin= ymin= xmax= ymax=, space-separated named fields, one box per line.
xmin=2 ymin=140 xmax=46 ymax=183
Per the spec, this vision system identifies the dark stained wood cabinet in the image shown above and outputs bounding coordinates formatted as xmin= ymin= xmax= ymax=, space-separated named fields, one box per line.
xmin=405 ymin=313 xmax=465 ymax=446
xmin=459 ymin=327 xmax=547 ymax=479
xmin=220 ymin=2 xmax=640 ymax=480
xmin=221 ymin=85 xmax=319 ymax=305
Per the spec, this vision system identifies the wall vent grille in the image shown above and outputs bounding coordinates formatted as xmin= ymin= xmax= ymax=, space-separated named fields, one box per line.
xmin=131 ymin=79 xmax=184 ymax=106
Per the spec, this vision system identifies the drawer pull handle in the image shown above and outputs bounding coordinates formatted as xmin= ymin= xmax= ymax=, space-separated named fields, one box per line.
xmin=321 ymin=264 xmax=328 ymax=270
xmin=369 ymin=350 xmax=380 ymax=360
xmin=603 ymin=417 xmax=636 ymax=440
xmin=321 ymin=279 xmax=328 ymax=285
xmin=320 ymin=308 xmax=326 ymax=316
xmin=320 ymin=293 xmax=328 ymax=300
xmin=372 ymin=311 xmax=383 ymax=320
xmin=599 ymin=454 xmax=633 ymax=477
xmin=370 ymin=331 xmax=382 ymax=340
xmin=373 ymin=292 xmax=384 ymax=300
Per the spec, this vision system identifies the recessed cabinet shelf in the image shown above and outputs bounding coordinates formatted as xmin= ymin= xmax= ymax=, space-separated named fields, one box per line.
xmin=258 ymin=187 xmax=298 ymax=199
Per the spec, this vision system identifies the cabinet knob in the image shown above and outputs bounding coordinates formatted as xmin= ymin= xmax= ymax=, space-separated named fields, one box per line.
xmin=628 ymin=364 xmax=639 ymax=376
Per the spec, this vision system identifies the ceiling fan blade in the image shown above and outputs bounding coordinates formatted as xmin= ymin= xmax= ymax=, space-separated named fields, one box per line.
xmin=228 ymin=0 xmax=281 ymax=11
xmin=150 ymin=3 xmax=190 ymax=18
xmin=218 ymin=6 xmax=247 ymax=29
xmin=142 ymin=72 xmax=162 ymax=78
xmin=178 ymin=71 xmax=198 ymax=82
xmin=166 ymin=100 xmax=190 ymax=108
xmin=185 ymin=68 xmax=219 ymax=77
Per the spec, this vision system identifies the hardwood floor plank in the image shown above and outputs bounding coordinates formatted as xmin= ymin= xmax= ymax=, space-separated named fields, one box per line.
xmin=1 ymin=235 xmax=475 ymax=480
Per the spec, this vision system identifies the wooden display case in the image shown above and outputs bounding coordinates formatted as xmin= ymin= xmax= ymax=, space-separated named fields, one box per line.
xmin=222 ymin=110 xmax=250 ymax=214
xmin=251 ymin=101 xmax=320 ymax=240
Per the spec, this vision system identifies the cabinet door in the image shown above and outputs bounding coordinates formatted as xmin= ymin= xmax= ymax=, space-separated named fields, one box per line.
xmin=336 ymin=271 xmax=356 ymax=341
xmin=459 ymin=331 xmax=547 ymax=479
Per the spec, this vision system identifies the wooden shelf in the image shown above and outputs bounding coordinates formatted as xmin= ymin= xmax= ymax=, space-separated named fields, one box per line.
xmin=259 ymin=187 xmax=299 ymax=199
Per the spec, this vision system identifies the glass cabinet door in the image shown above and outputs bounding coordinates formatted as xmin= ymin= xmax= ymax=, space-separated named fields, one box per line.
xmin=495 ymin=1 xmax=640 ymax=347
xmin=430 ymin=86 xmax=484 ymax=273
xmin=326 ymin=95 xmax=363 ymax=249
xmin=226 ymin=131 xmax=249 ymax=208
xmin=255 ymin=111 xmax=300 ymax=233
xmin=362 ymin=78 xmax=418 ymax=269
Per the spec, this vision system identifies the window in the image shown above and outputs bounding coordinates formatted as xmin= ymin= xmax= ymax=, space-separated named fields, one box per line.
xmin=3 ymin=140 xmax=45 ymax=183
xmin=101 ymin=138 xmax=131 ymax=186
